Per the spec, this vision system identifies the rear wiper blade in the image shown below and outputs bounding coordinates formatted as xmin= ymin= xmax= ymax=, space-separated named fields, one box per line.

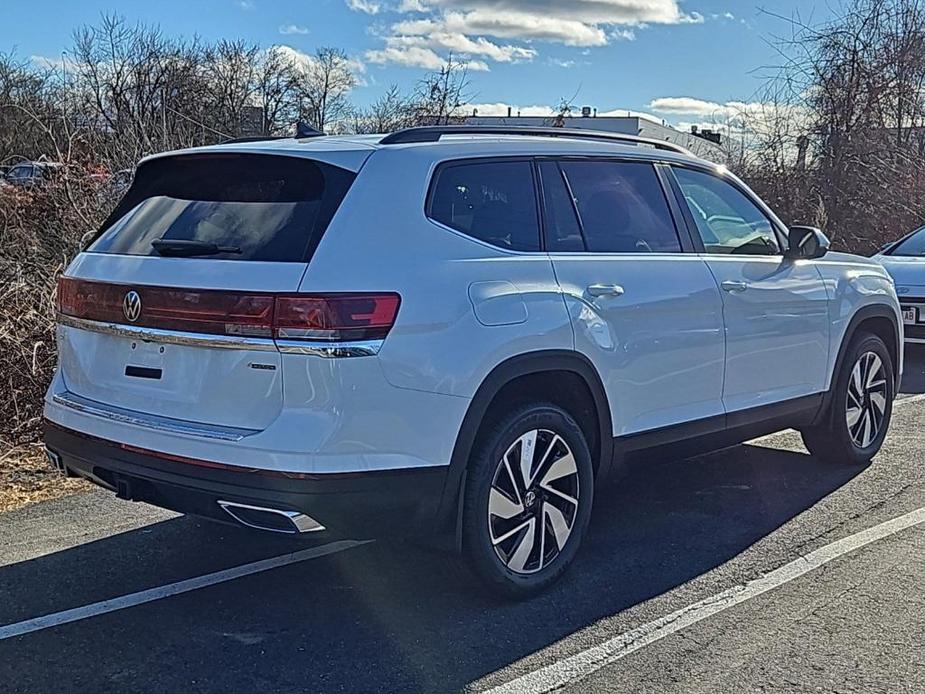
xmin=151 ymin=239 xmax=242 ymax=257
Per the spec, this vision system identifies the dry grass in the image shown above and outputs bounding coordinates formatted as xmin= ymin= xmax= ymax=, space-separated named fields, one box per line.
xmin=0 ymin=444 xmax=89 ymax=513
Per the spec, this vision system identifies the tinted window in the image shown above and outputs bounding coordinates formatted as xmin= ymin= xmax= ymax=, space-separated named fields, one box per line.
xmin=886 ymin=227 xmax=925 ymax=256
xmin=7 ymin=164 xmax=32 ymax=180
xmin=429 ymin=160 xmax=540 ymax=251
xmin=539 ymin=162 xmax=584 ymax=252
xmin=674 ymin=167 xmax=780 ymax=255
xmin=90 ymin=154 xmax=355 ymax=262
xmin=558 ymin=161 xmax=681 ymax=253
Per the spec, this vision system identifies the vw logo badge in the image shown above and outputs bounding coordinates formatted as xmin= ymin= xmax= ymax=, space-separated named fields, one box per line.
xmin=123 ymin=291 xmax=142 ymax=322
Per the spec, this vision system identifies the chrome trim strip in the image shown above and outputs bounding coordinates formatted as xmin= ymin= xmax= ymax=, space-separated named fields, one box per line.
xmin=58 ymin=314 xmax=381 ymax=357
xmin=56 ymin=314 xmax=277 ymax=351
xmin=217 ymin=500 xmax=325 ymax=534
xmin=51 ymin=391 xmax=259 ymax=441
xmin=276 ymin=339 xmax=383 ymax=358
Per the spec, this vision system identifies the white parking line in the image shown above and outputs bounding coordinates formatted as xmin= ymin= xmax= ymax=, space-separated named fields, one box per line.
xmin=0 ymin=539 xmax=370 ymax=641
xmin=487 ymin=506 xmax=925 ymax=694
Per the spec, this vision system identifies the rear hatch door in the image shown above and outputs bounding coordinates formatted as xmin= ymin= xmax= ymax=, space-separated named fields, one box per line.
xmin=56 ymin=150 xmax=360 ymax=432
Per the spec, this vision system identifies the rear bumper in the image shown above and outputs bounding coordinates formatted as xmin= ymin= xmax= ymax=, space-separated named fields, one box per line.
xmin=43 ymin=422 xmax=449 ymax=537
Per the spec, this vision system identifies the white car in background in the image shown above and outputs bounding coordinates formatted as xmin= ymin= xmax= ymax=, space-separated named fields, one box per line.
xmin=875 ymin=226 xmax=925 ymax=344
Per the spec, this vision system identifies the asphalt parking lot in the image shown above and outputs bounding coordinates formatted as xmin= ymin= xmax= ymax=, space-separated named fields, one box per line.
xmin=2 ymin=347 xmax=924 ymax=693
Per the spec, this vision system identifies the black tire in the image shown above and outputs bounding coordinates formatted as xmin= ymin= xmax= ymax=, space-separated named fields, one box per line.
xmin=801 ymin=332 xmax=894 ymax=465
xmin=461 ymin=402 xmax=594 ymax=599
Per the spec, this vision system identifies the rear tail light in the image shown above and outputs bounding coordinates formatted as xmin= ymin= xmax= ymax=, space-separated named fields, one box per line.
xmin=275 ymin=294 xmax=401 ymax=341
xmin=57 ymin=277 xmax=400 ymax=343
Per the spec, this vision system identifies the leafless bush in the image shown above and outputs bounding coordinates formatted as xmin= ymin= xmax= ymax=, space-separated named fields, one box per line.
xmin=0 ymin=176 xmax=103 ymax=448
xmin=736 ymin=0 xmax=925 ymax=251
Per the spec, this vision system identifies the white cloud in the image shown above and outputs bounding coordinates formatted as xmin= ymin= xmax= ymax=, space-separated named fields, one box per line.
xmin=236 ymin=0 xmax=255 ymax=10
xmin=347 ymin=0 xmax=381 ymax=13
xmin=30 ymin=54 xmax=75 ymax=71
xmin=272 ymin=45 xmax=368 ymax=85
xmin=365 ymin=42 xmax=490 ymax=70
xmin=278 ymin=24 xmax=310 ymax=35
xmin=648 ymin=96 xmax=748 ymax=119
xmin=368 ymin=0 xmax=703 ymax=68
xmin=394 ymin=11 xmax=608 ymax=47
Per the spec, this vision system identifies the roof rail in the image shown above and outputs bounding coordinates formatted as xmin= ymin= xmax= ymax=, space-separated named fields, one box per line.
xmin=378 ymin=125 xmax=693 ymax=155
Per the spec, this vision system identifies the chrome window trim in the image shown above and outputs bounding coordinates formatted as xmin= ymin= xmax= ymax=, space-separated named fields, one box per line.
xmin=51 ymin=390 xmax=259 ymax=441
xmin=276 ymin=339 xmax=383 ymax=358
xmin=57 ymin=314 xmax=277 ymax=351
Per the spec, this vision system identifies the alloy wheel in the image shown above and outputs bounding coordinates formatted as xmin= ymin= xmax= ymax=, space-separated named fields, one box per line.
xmin=487 ymin=429 xmax=580 ymax=575
xmin=846 ymin=351 xmax=888 ymax=449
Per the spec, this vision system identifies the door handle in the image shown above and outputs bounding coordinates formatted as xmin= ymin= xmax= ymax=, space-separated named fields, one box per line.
xmin=587 ymin=283 xmax=625 ymax=298
xmin=721 ymin=280 xmax=749 ymax=293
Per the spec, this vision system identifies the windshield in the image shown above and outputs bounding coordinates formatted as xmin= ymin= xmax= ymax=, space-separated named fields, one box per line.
xmin=886 ymin=227 xmax=925 ymax=256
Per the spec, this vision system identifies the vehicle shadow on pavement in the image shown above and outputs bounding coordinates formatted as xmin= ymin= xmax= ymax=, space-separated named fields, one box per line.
xmin=900 ymin=345 xmax=925 ymax=394
xmin=0 ymin=444 xmax=865 ymax=694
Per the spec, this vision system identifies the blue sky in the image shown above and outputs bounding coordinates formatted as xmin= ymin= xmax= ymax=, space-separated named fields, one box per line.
xmin=1 ymin=1 xmax=835 ymax=127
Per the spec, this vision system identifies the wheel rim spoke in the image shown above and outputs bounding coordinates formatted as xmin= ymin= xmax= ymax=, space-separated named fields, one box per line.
xmin=542 ymin=484 xmax=579 ymax=508
xmin=518 ymin=430 xmax=538 ymax=490
xmin=870 ymin=391 xmax=886 ymax=414
xmin=489 ymin=488 xmax=523 ymax=520
xmin=540 ymin=451 xmax=577 ymax=486
xmin=861 ymin=409 xmax=873 ymax=447
xmin=501 ymin=456 xmax=524 ymax=505
xmin=866 ymin=355 xmax=882 ymax=389
xmin=846 ymin=405 xmax=862 ymax=428
xmin=506 ymin=519 xmax=536 ymax=572
xmin=543 ymin=501 xmax=571 ymax=551
xmin=491 ymin=518 xmax=532 ymax=546
xmin=851 ymin=361 xmax=864 ymax=397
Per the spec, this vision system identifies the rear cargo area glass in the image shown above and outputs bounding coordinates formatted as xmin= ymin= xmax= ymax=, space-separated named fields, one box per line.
xmin=90 ymin=153 xmax=355 ymax=262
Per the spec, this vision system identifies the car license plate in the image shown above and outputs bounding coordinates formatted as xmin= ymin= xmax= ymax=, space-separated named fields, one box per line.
xmin=902 ymin=307 xmax=917 ymax=324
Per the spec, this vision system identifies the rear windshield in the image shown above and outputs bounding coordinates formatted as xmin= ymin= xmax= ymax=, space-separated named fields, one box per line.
xmin=89 ymin=153 xmax=356 ymax=262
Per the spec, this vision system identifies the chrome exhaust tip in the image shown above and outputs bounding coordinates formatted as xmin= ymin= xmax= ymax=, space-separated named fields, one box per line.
xmin=217 ymin=500 xmax=325 ymax=534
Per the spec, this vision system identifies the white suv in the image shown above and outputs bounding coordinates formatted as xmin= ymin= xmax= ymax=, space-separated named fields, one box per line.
xmin=44 ymin=126 xmax=903 ymax=597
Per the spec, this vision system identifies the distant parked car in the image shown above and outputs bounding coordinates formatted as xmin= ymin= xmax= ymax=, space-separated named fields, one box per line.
xmin=875 ymin=226 xmax=925 ymax=344
xmin=1 ymin=160 xmax=62 ymax=188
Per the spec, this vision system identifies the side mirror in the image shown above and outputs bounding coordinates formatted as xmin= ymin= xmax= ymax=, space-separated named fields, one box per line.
xmin=785 ymin=226 xmax=829 ymax=260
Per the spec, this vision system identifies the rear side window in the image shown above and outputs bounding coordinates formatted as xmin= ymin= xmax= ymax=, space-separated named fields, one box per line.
xmin=90 ymin=154 xmax=356 ymax=262
xmin=557 ymin=160 xmax=681 ymax=253
xmin=428 ymin=160 xmax=540 ymax=251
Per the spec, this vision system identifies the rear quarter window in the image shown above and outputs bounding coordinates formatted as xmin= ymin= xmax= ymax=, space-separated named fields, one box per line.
xmin=90 ymin=153 xmax=356 ymax=262
xmin=427 ymin=160 xmax=540 ymax=252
